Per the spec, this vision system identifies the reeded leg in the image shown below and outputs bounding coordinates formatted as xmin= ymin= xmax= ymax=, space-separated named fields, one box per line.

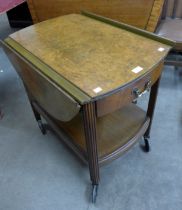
xmin=144 ymin=77 xmax=161 ymax=152
xmin=83 ymin=102 xmax=99 ymax=203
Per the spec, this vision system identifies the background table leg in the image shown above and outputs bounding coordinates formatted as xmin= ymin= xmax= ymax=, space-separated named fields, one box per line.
xmin=30 ymin=102 xmax=47 ymax=135
xmin=83 ymin=102 xmax=99 ymax=203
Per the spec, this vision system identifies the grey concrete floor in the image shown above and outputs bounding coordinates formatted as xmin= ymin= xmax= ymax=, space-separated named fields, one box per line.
xmin=1 ymin=14 xmax=182 ymax=210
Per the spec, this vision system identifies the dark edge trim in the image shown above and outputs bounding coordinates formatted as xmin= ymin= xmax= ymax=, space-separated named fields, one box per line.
xmin=99 ymin=117 xmax=150 ymax=166
xmin=92 ymin=60 xmax=164 ymax=101
xmin=81 ymin=10 xmax=176 ymax=47
xmin=1 ymin=38 xmax=91 ymax=105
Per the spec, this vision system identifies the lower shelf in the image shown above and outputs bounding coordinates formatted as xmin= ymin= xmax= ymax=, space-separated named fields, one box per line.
xmin=57 ymin=104 xmax=150 ymax=165
xmin=34 ymin=102 xmax=150 ymax=165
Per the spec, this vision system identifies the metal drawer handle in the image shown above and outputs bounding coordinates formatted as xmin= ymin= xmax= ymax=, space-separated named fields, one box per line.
xmin=133 ymin=80 xmax=151 ymax=98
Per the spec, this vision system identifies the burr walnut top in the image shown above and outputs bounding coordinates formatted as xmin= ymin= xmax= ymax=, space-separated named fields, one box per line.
xmin=9 ymin=14 xmax=170 ymax=98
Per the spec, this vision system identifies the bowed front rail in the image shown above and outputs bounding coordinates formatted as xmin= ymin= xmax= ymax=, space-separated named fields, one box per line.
xmin=1 ymin=11 xmax=175 ymax=203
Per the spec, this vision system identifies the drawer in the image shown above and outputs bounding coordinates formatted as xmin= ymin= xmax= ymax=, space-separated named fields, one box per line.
xmin=96 ymin=61 xmax=163 ymax=117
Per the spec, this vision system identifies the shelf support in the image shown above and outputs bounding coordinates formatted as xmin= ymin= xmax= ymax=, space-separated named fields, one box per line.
xmin=144 ymin=76 xmax=161 ymax=150
xmin=82 ymin=102 xmax=99 ymax=203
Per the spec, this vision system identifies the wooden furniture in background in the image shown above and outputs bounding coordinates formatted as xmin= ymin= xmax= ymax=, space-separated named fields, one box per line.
xmin=27 ymin=0 xmax=165 ymax=32
xmin=6 ymin=2 xmax=33 ymax=28
xmin=1 ymin=12 xmax=173 ymax=203
xmin=156 ymin=0 xmax=182 ymax=68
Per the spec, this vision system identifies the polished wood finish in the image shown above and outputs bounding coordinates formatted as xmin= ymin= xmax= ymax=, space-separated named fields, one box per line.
xmin=146 ymin=0 xmax=165 ymax=32
xmin=8 ymin=14 xmax=170 ymax=99
xmin=31 ymin=102 xmax=150 ymax=166
xmin=144 ymin=77 xmax=161 ymax=138
xmin=56 ymin=104 xmax=149 ymax=163
xmin=27 ymin=0 xmax=164 ymax=32
xmin=96 ymin=62 xmax=163 ymax=117
xmin=2 ymin=41 xmax=81 ymax=122
xmin=83 ymin=102 xmax=99 ymax=184
xmin=82 ymin=11 xmax=174 ymax=46
xmin=2 ymin=38 xmax=90 ymax=104
xmin=2 ymin=13 xmax=173 ymax=201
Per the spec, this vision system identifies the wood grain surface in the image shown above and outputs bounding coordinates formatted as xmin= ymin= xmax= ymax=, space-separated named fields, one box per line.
xmin=3 ymin=44 xmax=81 ymax=122
xmin=146 ymin=0 xmax=165 ymax=32
xmin=57 ymin=104 xmax=148 ymax=159
xmin=8 ymin=14 xmax=170 ymax=99
xmin=96 ymin=62 xmax=163 ymax=117
xmin=27 ymin=0 xmax=164 ymax=32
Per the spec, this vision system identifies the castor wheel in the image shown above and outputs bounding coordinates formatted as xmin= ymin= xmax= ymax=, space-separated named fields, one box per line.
xmin=92 ymin=184 xmax=98 ymax=203
xmin=38 ymin=120 xmax=47 ymax=135
xmin=144 ymin=138 xmax=150 ymax=152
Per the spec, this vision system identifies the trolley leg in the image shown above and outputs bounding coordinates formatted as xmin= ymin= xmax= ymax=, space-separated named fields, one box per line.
xmin=83 ymin=102 xmax=99 ymax=203
xmin=144 ymin=77 xmax=161 ymax=152
xmin=31 ymin=102 xmax=47 ymax=135
xmin=143 ymin=136 xmax=150 ymax=152
xmin=23 ymin=84 xmax=47 ymax=135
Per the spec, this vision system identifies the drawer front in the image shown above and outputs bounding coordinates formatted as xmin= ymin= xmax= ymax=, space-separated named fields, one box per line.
xmin=96 ymin=61 xmax=163 ymax=117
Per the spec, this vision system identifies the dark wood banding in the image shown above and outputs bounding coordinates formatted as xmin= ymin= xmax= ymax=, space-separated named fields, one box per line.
xmin=2 ymin=42 xmax=81 ymax=122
